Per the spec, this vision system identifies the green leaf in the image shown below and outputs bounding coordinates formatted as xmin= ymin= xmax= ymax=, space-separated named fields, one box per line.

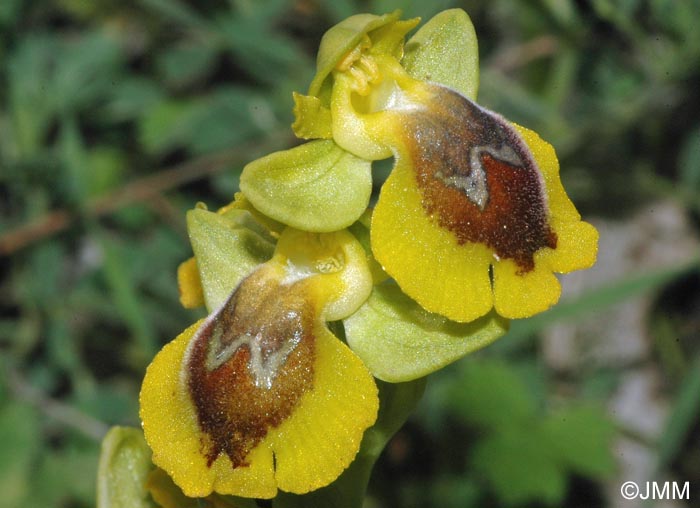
xmin=99 ymin=232 xmax=157 ymax=361
xmin=344 ymin=282 xmax=509 ymax=382
xmin=656 ymin=355 xmax=700 ymax=471
xmin=320 ymin=0 xmax=360 ymax=22
xmin=187 ymin=207 xmax=275 ymax=311
xmin=105 ymin=77 xmax=164 ymax=122
xmin=30 ymin=444 xmax=101 ymax=507
xmin=186 ymin=87 xmax=272 ymax=155
xmin=85 ymin=146 xmax=127 ymax=197
xmin=370 ymin=0 xmax=455 ymax=21
xmin=0 ymin=402 xmax=41 ymax=508
xmin=0 ymin=0 xmax=21 ymax=26
xmin=138 ymin=99 xmax=200 ymax=155
xmin=53 ymin=32 xmax=122 ymax=113
xmin=403 ymin=8 xmax=479 ymax=100
xmin=7 ymin=35 xmax=56 ymax=156
xmin=141 ymin=0 xmax=208 ymax=30
xmin=157 ymin=41 xmax=218 ymax=88
xmin=542 ymin=405 xmax=616 ymax=478
xmin=679 ymin=124 xmax=700 ymax=191
xmin=240 ymin=139 xmax=372 ymax=232
xmin=140 ymin=89 xmax=272 ymax=156
xmin=470 ymin=425 xmax=567 ymax=506
xmin=429 ymin=476 xmax=481 ymax=508
xmin=448 ymin=360 xmax=538 ymax=430
xmin=216 ymin=15 xmax=308 ymax=85
xmin=59 ymin=114 xmax=89 ymax=204
xmin=96 ymin=426 xmax=157 ymax=508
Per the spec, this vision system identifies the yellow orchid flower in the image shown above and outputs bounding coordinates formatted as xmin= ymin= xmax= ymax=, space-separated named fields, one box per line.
xmin=288 ymin=10 xmax=598 ymax=322
xmin=140 ymin=225 xmax=378 ymax=498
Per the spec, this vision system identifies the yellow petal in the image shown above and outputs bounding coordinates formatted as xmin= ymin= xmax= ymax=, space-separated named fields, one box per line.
xmin=370 ymin=83 xmax=597 ymax=321
xmin=492 ymin=257 xmax=561 ymax=319
xmin=272 ymin=228 xmax=373 ymax=321
xmin=269 ymin=322 xmax=378 ymax=494
xmin=146 ymin=469 xmax=187 ymax=508
xmin=140 ymin=321 xmax=277 ymax=499
xmin=371 ymin=153 xmax=494 ymax=323
xmin=292 ymin=92 xmax=333 ymax=140
xmin=330 ymin=71 xmax=393 ymax=160
xmin=140 ymin=318 xmax=378 ymax=498
xmin=514 ymin=125 xmax=580 ymax=223
xmin=141 ymin=245 xmax=377 ymax=499
xmin=240 ymin=139 xmax=372 ymax=233
xmin=545 ymin=218 xmax=599 ymax=273
xmin=177 ymin=257 xmax=204 ymax=309
xmin=515 ymin=125 xmax=599 ymax=274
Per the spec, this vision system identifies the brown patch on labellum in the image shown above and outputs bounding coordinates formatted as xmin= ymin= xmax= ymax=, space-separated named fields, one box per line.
xmin=405 ymin=84 xmax=557 ymax=272
xmin=185 ymin=268 xmax=315 ymax=469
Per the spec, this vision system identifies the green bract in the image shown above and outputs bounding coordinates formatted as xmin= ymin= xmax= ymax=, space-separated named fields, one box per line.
xmin=344 ymin=282 xmax=509 ymax=382
xmin=96 ymin=427 xmax=156 ymax=508
xmin=187 ymin=206 xmax=274 ymax=311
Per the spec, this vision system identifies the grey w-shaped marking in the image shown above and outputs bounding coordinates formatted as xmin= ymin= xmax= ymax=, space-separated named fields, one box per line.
xmin=435 ymin=143 xmax=524 ymax=210
xmin=204 ymin=311 xmax=304 ymax=390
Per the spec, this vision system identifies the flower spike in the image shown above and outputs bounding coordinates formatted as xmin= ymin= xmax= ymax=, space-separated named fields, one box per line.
xmin=136 ymin=10 xmax=599 ymax=504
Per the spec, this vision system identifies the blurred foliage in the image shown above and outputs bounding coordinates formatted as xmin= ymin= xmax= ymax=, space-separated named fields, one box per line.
xmin=1 ymin=1 xmax=699 ymax=507
xmin=376 ymin=358 xmax=616 ymax=507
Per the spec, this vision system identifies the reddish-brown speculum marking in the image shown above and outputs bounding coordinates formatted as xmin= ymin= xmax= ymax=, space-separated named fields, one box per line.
xmin=186 ymin=269 xmax=315 ymax=468
xmin=406 ymin=84 xmax=557 ymax=272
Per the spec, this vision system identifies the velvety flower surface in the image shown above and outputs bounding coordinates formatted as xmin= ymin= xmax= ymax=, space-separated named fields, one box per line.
xmin=141 ymin=226 xmax=378 ymax=498
xmin=368 ymin=111 xmax=598 ymax=321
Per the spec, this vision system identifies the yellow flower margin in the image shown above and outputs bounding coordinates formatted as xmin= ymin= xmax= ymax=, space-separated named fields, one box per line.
xmin=370 ymin=123 xmax=598 ymax=322
xmin=141 ymin=228 xmax=378 ymax=499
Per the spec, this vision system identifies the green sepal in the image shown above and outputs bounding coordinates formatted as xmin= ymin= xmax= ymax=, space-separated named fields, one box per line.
xmin=96 ymin=426 xmax=157 ymax=508
xmin=240 ymin=139 xmax=372 ymax=232
xmin=308 ymin=10 xmax=402 ymax=98
xmin=291 ymin=92 xmax=333 ymax=140
xmin=344 ymin=282 xmax=509 ymax=382
xmin=402 ymin=8 xmax=479 ymax=100
xmin=187 ymin=207 xmax=275 ymax=311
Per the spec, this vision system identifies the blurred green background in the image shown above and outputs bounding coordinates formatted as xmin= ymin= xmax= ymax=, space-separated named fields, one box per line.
xmin=1 ymin=1 xmax=699 ymax=507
